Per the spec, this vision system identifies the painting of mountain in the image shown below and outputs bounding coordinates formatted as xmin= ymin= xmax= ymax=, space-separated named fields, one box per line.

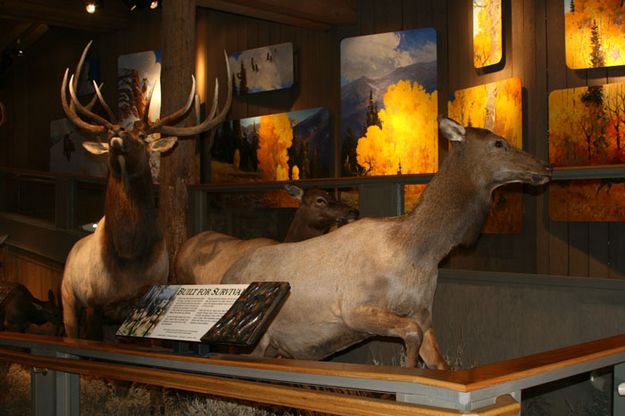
xmin=211 ymin=107 xmax=330 ymax=184
xmin=340 ymin=27 xmax=438 ymax=179
xmin=229 ymin=42 xmax=294 ymax=94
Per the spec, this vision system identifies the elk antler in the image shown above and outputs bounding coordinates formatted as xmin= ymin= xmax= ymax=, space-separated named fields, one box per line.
xmin=61 ymin=40 xmax=114 ymax=135
xmin=149 ymin=50 xmax=232 ymax=137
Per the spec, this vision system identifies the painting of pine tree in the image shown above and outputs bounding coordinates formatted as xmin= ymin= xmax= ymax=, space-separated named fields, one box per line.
xmin=549 ymin=82 xmax=625 ymax=221
xmin=340 ymin=28 xmax=438 ymax=180
xmin=565 ymin=0 xmax=625 ymax=69
xmin=228 ymin=43 xmax=294 ymax=94
xmin=211 ymin=107 xmax=331 ymax=184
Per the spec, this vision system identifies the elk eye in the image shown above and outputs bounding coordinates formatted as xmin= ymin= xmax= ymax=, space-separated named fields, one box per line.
xmin=316 ymin=197 xmax=326 ymax=205
xmin=494 ymin=140 xmax=504 ymax=148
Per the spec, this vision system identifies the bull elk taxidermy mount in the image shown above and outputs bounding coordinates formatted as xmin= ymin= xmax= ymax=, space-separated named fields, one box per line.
xmin=60 ymin=41 xmax=232 ymax=338
xmin=222 ymin=117 xmax=551 ymax=369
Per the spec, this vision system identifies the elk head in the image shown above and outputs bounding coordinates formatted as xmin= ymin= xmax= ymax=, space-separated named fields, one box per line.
xmin=61 ymin=41 xmax=232 ymax=178
xmin=438 ymin=117 xmax=551 ymax=191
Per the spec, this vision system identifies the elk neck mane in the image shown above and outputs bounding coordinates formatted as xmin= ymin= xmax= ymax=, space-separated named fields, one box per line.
xmin=102 ymin=167 xmax=162 ymax=268
xmin=397 ymin=146 xmax=492 ymax=258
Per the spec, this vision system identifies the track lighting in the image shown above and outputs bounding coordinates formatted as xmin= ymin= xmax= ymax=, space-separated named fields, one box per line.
xmin=122 ymin=0 xmax=160 ymax=11
xmin=85 ymin=0 xmax=100 ymax=14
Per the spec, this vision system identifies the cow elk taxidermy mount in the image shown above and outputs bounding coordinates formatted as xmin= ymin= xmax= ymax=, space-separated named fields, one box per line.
xmin=222 ymin=117 xmax=551 ymax=369
xmin=174 ymin=185 xmax=360 ymax=284
xmin=60 ymin=41 xmax=232 ymax=338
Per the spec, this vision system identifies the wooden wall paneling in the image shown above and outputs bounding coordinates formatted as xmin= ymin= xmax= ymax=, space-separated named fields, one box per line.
xmin=244 ymin=17 xmax=264 ymax=116
xmin=605 ymin=70 xmax=625 ymax=279
xmin=608 ymin=223 xmax=625 ymax=278
xmin=544 ymin=0 xmax=569 ymax=276
xmin=533 ymin=0 xmax=550 ymax=274
xmin=588 ymin=223 xmax=610 ymax=278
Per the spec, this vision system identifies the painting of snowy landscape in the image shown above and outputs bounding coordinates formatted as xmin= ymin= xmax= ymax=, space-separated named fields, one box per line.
xmin=340 ymin=28 xmax=438 ymax=178
xmin=228 ymin=42 xmax=294 ymax=94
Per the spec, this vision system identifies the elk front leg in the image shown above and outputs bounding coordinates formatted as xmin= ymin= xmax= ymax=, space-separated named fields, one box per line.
xmin=419 ymin=328 xmax=449 ymax=370
xmin=343 ymin=304 xmax=423 ymax=367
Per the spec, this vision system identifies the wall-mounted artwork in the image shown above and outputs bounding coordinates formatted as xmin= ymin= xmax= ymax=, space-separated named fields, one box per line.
xmin=565 ymin=0 xmax=625 ymax=69
xmin=448 ymin=77 xmax=523 ymax=233
xmin=473 ymin=0 xmax=502 ymax=68
xmin=49 ymin=118 xmax=107 ymax=178
xmin=118 ymin=50 xmax=162 ymax=181
xmin=340 ymin=27 xmax=438 ymax=183
xmin=549 ymin=82 xmax=625 ymax=221
xmin=228 ymin=42 xmax=294 ymax=94
xmin=211 ymin=107 xmax=330 ymax=185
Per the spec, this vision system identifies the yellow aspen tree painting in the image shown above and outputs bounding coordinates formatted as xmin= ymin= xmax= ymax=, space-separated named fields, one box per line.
xmin=340 ymin=27 xmax=438 ymax=211
xmin=473 ymin=0 xmax=502 ymax=68
xmin=565 ymin=0 xmax=625 ymax=69
xmin=448 ymin=77 xmax=523 ymax=233
xmin=549 ymin=82 xmax=625 ymax=221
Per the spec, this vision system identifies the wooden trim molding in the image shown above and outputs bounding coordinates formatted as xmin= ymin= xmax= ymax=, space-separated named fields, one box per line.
xmin=0 ymin=345 xmax=518 ymax=416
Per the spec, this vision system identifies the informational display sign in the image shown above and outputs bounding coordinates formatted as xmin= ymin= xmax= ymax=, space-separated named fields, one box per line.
xmin=117 ymin=282 xmax=289 ymax=346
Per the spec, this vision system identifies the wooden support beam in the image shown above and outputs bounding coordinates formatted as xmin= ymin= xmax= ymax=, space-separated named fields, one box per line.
xmin=0 ymin=0 xmax=131 ymax=32
xmin=197 ymin=0 xmax=357 ymax=30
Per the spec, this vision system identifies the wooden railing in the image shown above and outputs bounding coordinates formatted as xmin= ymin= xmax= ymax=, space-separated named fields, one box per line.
xmin=1 ymin=332 xmax=625 ymax=415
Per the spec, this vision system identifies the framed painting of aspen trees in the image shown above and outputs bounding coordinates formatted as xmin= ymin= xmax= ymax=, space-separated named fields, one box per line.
xmin=473 ymin=0 xmax=502 ymax=68
xmin=340 ymin=27 xmax=438 ymax=211
xmin=448 ymin=77 xmax=523 ymax=233
xmin=549 ymin=82 xmax=625 ymax=221
xmin=565 ymin=0 xmax=625 ymax=69
xmin=211 ymin=107 xmax=330 ymax=185
xmin=228 ymin=42 xmax=294 ymax=94
xmin=118 ymin=50 xmax=162 ymax=181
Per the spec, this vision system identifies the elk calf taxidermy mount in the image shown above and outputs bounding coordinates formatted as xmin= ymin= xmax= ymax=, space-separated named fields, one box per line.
xmin=0 ymin=284 xmax=61 ymax=334
xmin=222 ymin=117 xmax=551 ymax=369
xmin=174 ymin=185 xmax=359 ymax=284
xmin=60 ymin=41 xmax=232 ymax=338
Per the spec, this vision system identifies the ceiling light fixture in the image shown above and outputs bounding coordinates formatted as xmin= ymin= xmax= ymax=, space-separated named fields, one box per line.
xmin=149 ymin=1 xmax=159 ymax=10
xmin=85 ymin=0 xmax=99 ymax=14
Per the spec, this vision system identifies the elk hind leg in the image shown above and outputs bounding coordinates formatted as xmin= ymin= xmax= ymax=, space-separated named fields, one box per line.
xmin=419 ymin=328 xmax=449 ymax=370
xmin=343 ymin=304 xmax=423 ymax=367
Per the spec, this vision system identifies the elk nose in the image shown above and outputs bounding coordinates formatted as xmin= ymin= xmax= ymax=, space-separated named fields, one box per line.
xmin=110 ymin=137 xmax=125 ymax=152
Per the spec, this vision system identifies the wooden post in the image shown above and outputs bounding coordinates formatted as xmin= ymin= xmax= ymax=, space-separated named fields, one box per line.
xmin=159 ymin=0 xmax=198 ymax=277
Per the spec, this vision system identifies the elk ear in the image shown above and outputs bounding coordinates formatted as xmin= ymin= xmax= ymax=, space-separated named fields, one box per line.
xmin=148 ymin=136 xmax=178 ymax=153
xmin=83 ymin=141 xmax=110 ymax=155
xmin=285 ymin=184 xmax=304 ymax=201
xmin=32 ymin=302 xmax=43 ymax=311
xmin=438 ymin=116 xmax=465 ymax=142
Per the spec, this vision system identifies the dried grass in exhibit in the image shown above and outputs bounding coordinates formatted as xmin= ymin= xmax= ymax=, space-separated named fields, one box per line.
xmin=473 ymin=0 xmax=502 ymax=68
xmin=549 ymin=82 xmax=625 ymax=221
xmin=565 ymin=0 xmax=625 ymax=69
xmin=448 ymin=77 xmax=523 ymax=233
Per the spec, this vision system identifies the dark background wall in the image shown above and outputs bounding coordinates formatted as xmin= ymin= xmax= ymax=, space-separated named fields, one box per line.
xmin=1 ymin=0 xmax=625 ymax=373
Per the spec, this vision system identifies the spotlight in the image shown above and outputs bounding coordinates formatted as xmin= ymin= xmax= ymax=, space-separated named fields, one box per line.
xmin=85 ymin=1 xmax=99 ymax=14
xmin=15 ymin=39 xmax=23 ymax=57
xmin=149 ymin=1 xmax=158 ymax=9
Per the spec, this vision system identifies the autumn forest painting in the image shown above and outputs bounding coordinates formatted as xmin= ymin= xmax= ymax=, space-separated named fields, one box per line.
xmin=565 ymin=0 xmax=625 ymax=69
xmin=549 ymin=82 xmax=625 ymax=221
xmin=473 ymin=0 xmax=502 ymax=68
xmin=211 ymin=107 xmax=330 ymax=184
xmin=448 ymin=77 xmax=523 ymax=233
